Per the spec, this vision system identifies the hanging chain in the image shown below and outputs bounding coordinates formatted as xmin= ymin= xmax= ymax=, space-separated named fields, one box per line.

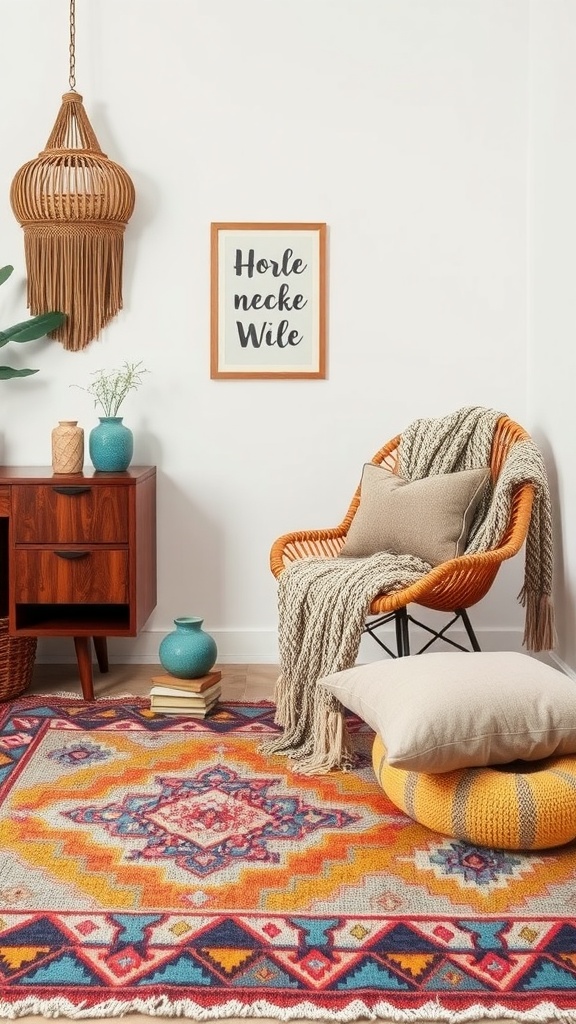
xmin=69 ymin=0 xmax=76 ymax=90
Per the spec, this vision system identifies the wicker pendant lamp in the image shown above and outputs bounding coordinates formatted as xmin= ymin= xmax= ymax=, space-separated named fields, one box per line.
xmin=9 ymin=0 xmax=135 ymax=351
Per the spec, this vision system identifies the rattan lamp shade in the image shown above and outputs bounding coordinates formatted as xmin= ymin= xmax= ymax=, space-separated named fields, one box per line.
xmin=10 ymin=92 xmax=135 ymax=351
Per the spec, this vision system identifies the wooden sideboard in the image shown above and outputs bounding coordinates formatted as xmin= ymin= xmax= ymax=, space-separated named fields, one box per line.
xmin=0 ymin=466 xmax=157 ymax=701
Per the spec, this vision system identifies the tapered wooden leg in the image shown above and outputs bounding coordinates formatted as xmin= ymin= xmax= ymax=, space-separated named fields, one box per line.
xmin=93 ymin=636 xmax=109 ymax=673
xmin=74 ymin=636 xmax=94 ymax=701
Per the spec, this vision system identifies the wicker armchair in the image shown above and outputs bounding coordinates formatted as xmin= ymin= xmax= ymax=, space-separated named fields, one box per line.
xmin=270 ymin=415 xmax=534 ymax=657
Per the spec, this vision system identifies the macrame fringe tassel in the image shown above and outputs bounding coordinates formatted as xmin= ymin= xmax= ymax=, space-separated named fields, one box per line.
xmin=23 ymin=223 xmax=126 ymax=351
xmin=519 ymin=588 xmax=556 ymax=653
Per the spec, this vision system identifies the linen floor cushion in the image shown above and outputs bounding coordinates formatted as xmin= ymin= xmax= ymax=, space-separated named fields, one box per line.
xmin=372 ymin=733 xmax=576 ymax=850
xmin=339 ymin=464 xmax=490 ymax=566
xmin=320 ymin=651 xmax=576 ymax=773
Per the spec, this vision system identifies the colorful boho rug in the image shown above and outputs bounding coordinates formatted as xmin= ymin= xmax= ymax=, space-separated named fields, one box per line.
xmin=1 ymin=697 xmax=576 ymax=1020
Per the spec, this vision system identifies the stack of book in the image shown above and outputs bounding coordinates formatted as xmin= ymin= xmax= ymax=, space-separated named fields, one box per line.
xmin=149 ymin=670 xmax=222 ymax=717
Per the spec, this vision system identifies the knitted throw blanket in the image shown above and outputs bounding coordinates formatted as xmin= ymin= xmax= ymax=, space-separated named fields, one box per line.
xmin=261 ymin=407 xmax=555 ymax=776
xmin=400 ymin=406 xmax=555 ymax=652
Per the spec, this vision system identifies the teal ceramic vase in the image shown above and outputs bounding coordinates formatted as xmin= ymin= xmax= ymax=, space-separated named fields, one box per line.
xmin=159 ymin=617 xmax=218 ymax=678
xmin=89 ymin=417 xmax=134 ymax=472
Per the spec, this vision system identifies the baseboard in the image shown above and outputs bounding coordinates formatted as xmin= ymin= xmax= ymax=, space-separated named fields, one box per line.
xmin=34 ymin=626 xmax=528 ymax=665
xmin=34 ymin=630 xmax=281 ymax=665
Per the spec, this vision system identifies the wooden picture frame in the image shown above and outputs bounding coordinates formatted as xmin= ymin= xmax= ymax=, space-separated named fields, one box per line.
xmin=210 ymin=222 xmax=327 ymax=379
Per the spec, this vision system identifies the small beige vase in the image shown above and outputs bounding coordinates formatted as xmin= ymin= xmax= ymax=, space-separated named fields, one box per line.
xmin=51 ymin=420 xmax=84 ymax=474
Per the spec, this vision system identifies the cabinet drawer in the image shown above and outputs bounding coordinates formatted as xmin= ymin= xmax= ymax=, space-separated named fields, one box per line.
xmin=12 ymin=485 xmax=129 ymax=543
xmin=13 ymin=549 xmax=129 ymax=604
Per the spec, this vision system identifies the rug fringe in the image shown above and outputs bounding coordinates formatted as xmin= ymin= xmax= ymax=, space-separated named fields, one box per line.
xmin=0 ymin=994 xmax=574 ymax=1021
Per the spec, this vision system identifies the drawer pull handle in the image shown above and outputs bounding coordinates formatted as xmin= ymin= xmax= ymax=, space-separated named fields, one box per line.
xmin=54 ymin=550 xmax=90 ymax=560
xmin=52 ymin=486 xmax=91 ymax=496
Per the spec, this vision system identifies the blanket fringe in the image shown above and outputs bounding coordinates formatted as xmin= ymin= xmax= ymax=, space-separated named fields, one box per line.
xmin=290 ymin=706 xmax=354 ymax=776
xmin=261 ymin=694 xmax=354 ymax=775
xmin=272 ymin=672 xmax=291 ymax=728
xmin=519 ymin=588 xmax=557 ymax=653
xmin=260 ymin=672 xmax=315 ymax=759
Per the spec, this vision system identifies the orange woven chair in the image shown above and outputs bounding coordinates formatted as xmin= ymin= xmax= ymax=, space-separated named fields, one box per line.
xmin=270 ymin=415 xmax=535 ymax=658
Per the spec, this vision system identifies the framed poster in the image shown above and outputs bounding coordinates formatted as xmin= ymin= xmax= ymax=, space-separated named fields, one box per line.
xmin=210 ymin=222 xmax=327 ymax=379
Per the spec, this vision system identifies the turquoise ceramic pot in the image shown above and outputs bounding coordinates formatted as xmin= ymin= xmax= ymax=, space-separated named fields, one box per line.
xmin=159 ymin=617 xmax=218 ymax=678
xmin=89 ymin=417 xmax=134 ymax=472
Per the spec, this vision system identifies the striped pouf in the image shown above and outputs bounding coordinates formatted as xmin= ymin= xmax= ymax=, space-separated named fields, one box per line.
xmin=372 ymin=733 xmax=576 ymax=850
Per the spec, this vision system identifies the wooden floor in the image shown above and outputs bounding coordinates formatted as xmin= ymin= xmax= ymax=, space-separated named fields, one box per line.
xmin=28 ymin=660 xmax=279 ymax=704
xmin=18 ymin=661 xmax=518 ymax=1024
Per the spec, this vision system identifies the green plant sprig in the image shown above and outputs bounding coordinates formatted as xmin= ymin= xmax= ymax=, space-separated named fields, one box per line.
xmin=0 ymin=264 xmax=66 ymax=380
xmin=73 ymin=361 xmax=150 ymax=417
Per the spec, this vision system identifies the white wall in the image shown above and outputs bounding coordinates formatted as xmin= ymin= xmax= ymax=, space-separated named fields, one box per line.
xmin=529 ymin=0 xmax=576 ymax=675
xmin=0 ymin=1 xmax=534 ymax=663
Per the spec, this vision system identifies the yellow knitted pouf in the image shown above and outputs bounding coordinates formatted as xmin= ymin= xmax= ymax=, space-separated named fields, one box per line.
xmin=372 ymin=733 xmax=576 ymax=850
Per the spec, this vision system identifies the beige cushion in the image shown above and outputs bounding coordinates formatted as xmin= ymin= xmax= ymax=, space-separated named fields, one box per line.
xmin=320 ymin=651 xmax=576 ymax=773
xmin=340 ymin=464 xmax=490 ymax=566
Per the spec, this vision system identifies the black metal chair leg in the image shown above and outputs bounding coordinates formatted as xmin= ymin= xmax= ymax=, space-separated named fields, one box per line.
xmin=395 ymin=607 xmax=410 ymax=657
xmin=400 ymin=608 xmax=411 ymax=656
xmin=458 ymin=608 xmax=482 ymax=651
xmin=394 ymin=610 xmax=405 ymax=657
xmin=368 ymin=606 xmax=480 ymax=658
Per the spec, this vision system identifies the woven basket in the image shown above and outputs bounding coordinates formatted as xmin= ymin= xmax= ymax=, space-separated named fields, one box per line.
xmin=0 ymin=618 xmax=37 ymax=702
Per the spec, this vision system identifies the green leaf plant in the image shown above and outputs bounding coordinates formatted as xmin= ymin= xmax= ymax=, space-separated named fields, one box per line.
xmin=0 ymin=264 xmax=66 ymax=380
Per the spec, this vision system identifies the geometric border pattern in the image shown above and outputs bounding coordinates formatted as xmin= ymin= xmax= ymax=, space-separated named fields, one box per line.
xmin=2 ymin=910 xmax=576 ymax=1019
